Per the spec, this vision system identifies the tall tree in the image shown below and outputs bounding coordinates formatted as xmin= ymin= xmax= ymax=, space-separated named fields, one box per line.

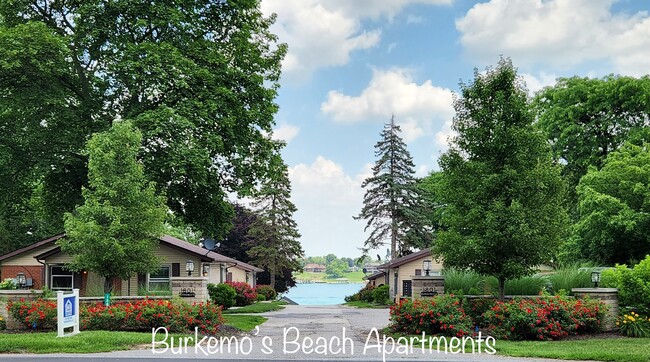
xmin=60 ymin=121 xmax=167 ymax=294
xmin=247 ymin=158 xmax=304 ymax=289
xmin=569 ymin=137 xmax=650 ymax=265
xmin=0 ymin=0 xmax=286 ymax=252
xmin=534 ymin=76 xmax=650 ymax=202
xmin=355 ymin=116 xmax=431 ymax=259
xmin=434 ymin=59 xmax=568 ymax=300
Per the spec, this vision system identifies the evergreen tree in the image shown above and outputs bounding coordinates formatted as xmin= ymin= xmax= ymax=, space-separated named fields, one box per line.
xmin=61 ymin=121 xmax=167 ymax=294
xmin=434 ymin=59 xmax=568 ymax=300
xmin=247 ymin=158 xmax=304 ymax=289
xmin=355 ymin=116 xmax=431 ymax=259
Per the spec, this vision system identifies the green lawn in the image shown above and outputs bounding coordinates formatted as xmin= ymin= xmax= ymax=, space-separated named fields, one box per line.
xmin=294 ymin=271 xmax=365 ymax=283
xmin=222 ymin=300 xmax=287 ymax=314
xmin=0 ymin=331 xmax=158 ymax=353
xmin=343 ymin=301 xmax=389 ymax=308
xmin=222 ymin=315 xmax=267 ymax=331
xmin=496 ymin=338 xmax=650 ymax=362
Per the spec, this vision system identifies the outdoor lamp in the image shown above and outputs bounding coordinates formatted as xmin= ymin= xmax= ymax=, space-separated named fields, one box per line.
xmin=202 ymin=264 xmax=210 ymax=277
xmin=16 ymin=272 xmax=26 ymax=288
xmin=422 ymin=259 xmax=432 ymax=276
xmin=186 ymin=260 xmax=195 ymax=276
xmin=591 ymin=271 xmax=600 ymax=288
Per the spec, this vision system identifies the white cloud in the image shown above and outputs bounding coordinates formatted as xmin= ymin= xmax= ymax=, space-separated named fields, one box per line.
xmin=521 ymin=72 xmax=558 ymax=95
xmin=407 ymin=14 xmax=424 ymax=24
xmin=321 ymin=68 xmax=454 ymax=142
xmin=289 ymin=157 xmax=372 ymax=257
xmin=272 ymin=123 xmax=300 ymax=143
xmin=456 ymin=0 xmax=650 ymax=76
xmin=262 ymin=0 xmax=452 ymax=81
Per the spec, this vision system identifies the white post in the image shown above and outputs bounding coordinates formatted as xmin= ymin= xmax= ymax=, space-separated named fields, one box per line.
xmin=57 ymin=288 xmax=80 ymax=337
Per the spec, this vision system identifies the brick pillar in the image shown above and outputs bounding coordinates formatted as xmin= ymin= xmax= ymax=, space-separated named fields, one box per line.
xmin=572 ymin=288 xmax=619 ymax=331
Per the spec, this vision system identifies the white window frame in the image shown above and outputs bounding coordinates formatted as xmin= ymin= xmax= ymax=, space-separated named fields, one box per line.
xmin=148 ymin=265 xmax=171 ymax=291
xmin=50 ymin=265 xmax=74 ymax=291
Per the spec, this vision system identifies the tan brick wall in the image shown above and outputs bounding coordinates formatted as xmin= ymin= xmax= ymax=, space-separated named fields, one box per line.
xmin=0 ymin=265 xmax=44 ymax=289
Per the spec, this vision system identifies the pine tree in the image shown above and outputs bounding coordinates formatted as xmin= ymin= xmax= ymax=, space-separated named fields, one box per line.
xmin=355 ymin=116 xmax=432 ymax=259
xmin=247 ymin=158 xmax=304 ymax=290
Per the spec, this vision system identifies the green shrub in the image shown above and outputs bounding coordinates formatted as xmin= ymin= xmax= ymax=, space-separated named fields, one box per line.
xmin=256 ymin=294 xmax=266 ymax=302
xmin=344 ymin=284 xmax=375 ymax=303
xmin=0 ymin=278 xmax=16 ymax=290
xmin=462 ymin=298 xmax=497 ymax=327
xmin=256 ymin=285 xmax=277 ymax=300
xmin=443 ymin=269 xmax=486 ymax=295
xmin=371 ymin=285 xmax=390 ymax=305
xmin=390 ymin=295 xmax=473 ymax=337
xmin=601 ymin=255 xmax=650 ymax=314
xmin=482 ymin=296 xmax=605 ymax=340
xmin=444 ymin=269 xmax=548 ymax=296
xmin=207 ymin=283 xmax=236 ymax=310
xmin=6 ymin=299 xmax=57 ymax=330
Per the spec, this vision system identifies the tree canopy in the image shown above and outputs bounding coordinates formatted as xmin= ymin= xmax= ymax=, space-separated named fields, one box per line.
xmin=0 ymin=0 xmax=286 ymax=252
xmin=60 ymin=121 xmax=167 ymax=293
xmin=355 ymin=116 xmax=431 ymax=259
xmin=569 ymin=138 xmax=650 ymax=265
xmin=434 ymin=59 xmax=568 ymax=300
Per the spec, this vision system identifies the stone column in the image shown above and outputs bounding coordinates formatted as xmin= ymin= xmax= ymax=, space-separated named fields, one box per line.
xmin=412 ymin=276 xmax=445 ymax=300
xmin=572 ymin=288 xmax=619 ymax=331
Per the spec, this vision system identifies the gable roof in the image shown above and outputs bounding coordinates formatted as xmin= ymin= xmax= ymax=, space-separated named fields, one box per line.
xmin=364 ymin=270 xmax=386 ymax=280
xmin=377 ymin=249 xmax=432 ymax=269
xmin=304 ymin=263 xmax=326 ymax=269
xmin=0 ymin=234 xmax=65 ymax=262
xmin=1 ymin=234 xmax=263 ymax=273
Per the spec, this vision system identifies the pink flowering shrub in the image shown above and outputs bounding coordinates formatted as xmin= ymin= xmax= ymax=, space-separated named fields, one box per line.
xmin=389 ymin=295 xmax=474 ymax=337
xmin=225 ymin=281 xmax=257 ymax=306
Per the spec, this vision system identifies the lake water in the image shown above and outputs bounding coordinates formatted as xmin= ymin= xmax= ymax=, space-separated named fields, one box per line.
xmin=283 ymin=283 xmax=364 ymax=305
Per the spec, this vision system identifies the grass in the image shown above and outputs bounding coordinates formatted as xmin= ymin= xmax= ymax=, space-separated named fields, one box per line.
xmin=343 ymin=300 xmax=388 ymax=308
xmin=222 ymin=300 xmax=287 ymax=314
xmin=294 ymin=271 xmax=365 ymax=283
xmin=546 ymin=263 xmax=595 ymax=294
xmin=222 ymin=315 xmax=267 ymax=332
xmin=496 ymin=337 xmax=650 ymax=362
xmin=0 ymin=330 xmax=158 ymax=353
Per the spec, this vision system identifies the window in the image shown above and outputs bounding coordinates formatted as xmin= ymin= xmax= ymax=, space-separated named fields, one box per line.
xmin=148 ymin=266 xmax=170 ymax=291
xmin=415 ymin=269 xmax=422 ymax=276
xmin=50 ymin=265 xmax=73 ymax=290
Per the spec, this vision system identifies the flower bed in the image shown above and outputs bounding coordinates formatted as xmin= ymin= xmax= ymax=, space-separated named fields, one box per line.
xmin=482 ymin=296 xmax=605 ymax=340
xmin=7 ymin=298 xmax=223 ymax=335
xmin=389 ymin=295 xmax=473 ymax=337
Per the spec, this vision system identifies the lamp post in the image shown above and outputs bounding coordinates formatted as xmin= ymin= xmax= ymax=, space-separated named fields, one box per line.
xmin=422 ymin=260 xmax=432 ymax=276
xmin=16 ymin=272 xmax=26 ymax=289
xmin=186 ymin=260 xmax=195 ymax=276
xmin=591 ymin=271 xmax=600 ymax=288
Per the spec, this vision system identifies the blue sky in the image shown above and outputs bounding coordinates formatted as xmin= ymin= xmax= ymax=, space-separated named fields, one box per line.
xmin=258 ymin=0 xmax=650 ymax=258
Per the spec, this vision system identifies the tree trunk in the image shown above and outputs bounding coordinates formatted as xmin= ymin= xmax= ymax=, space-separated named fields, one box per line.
xmin=104 ymin=277 xmax=113 ymax=294
xmin=498 ymin=277 xmax=505 ymax=302
xmin=270 ymin=266 xmax=276 ymax=289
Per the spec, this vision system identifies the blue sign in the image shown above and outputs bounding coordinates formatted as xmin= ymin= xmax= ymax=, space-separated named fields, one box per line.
xmin=63 ymin=296 xmax=75 ymax=322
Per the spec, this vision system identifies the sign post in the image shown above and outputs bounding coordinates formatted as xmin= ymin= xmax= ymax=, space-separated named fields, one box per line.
xmin=57 ymin=288 xmax=80 ymax=337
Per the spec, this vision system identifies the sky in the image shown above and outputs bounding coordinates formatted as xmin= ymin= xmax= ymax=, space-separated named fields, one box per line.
xmin=257 ymin=0 xmax=650 ymax=258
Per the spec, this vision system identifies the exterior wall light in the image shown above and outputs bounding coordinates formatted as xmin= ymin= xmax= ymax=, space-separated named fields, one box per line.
xmin=186 ymin=260 xmax=195 ymax=276
xmin=422 ymin=259 xmax=432 ymax=276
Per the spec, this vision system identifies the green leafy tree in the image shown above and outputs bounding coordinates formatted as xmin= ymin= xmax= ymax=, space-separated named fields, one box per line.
xmin=247 ymin=158 xmax=304 ymax=289
xmin=434 ymin=59 xmax=568 ymax=301
xmin=418 ymin=171 xmax=447 ymax=240
xmin=0 ymin=0 xmax=286 ymax=252
xmin=326 ymin=259 xmax=348 ymax=279
xmin=60 ymin=122 xmax=167 ymax=294
xmin=569 ymin=138 xmax=650 ymax=265
xmin=534 ymin=76 xmax=650 ymax=208
xmin=325 ymin=253 xmax=338 ymax=265
xmin=355 ymin=116 xmax=432 ymax=259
